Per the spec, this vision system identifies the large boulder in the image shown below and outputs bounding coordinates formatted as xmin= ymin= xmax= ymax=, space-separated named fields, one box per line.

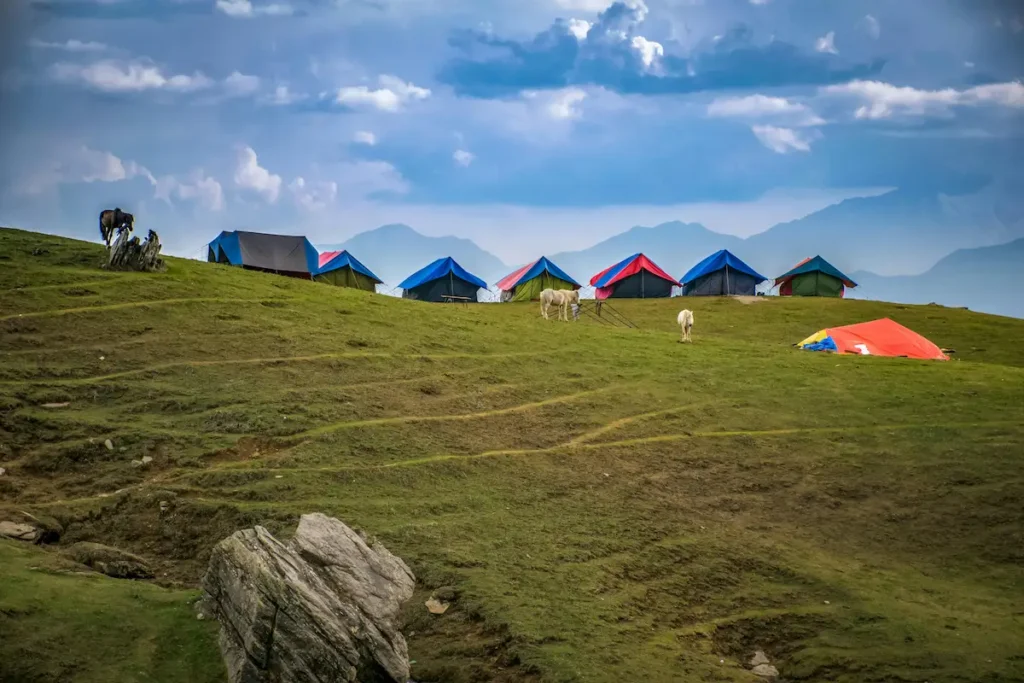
xmin=201 ymin=513 xmax=416 ymax=683
xmin=61 ymin=542 xmax=154 ymax=579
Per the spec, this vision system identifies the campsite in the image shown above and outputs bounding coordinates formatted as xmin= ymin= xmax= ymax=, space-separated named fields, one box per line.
xmin=2 ymin=226 xmax=1023 ymax=683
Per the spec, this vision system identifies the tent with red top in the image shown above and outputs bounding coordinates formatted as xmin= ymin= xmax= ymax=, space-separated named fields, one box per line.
xmin=796 ymin=318 xmax=948 ymax=360
xmin=589 ymin=253 xmax=680 ymax=299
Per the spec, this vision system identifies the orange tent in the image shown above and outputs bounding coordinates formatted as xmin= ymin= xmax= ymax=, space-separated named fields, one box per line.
xmin=797 ymin=318 xmax=948 ymax=360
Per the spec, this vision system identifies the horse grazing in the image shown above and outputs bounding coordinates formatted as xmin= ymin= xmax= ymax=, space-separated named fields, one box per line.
xmin=540 ymin=288 xmax=580 ymax=321
xmin=677 ymin=309 xmax=694 ymax=343
xmin=99 ymin=208 xmax=134 ymax=247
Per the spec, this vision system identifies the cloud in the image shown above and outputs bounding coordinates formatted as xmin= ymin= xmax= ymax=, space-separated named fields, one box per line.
xmin=154 ymin=169 xmax=225 ymax=211
xmin=453 ymin=149 xmax=475 ymax=166
xmin=567 ymin=18 xmax=592 ymax=41
xmin=749 ymin=0 xmax=770 ymax=5
xmin=545 ymin=87 xmax=588 ymax=119
xmin=233 ymin=146 xmax=282 ymax=202
xmin=823 ymin=80 xmax=1024 ymax=119
xmin=288 ymin=177 xmax=337 ymax=211
xmin=50 ymin=59 xmax=214 ymax=93
xmin=30 ymin=38 xmax=107 ymax=52
xmin=335 ymin=74 xmax=431 ymax=112
xmin=14 ymin=146 xmax=152 ymax=195
xmin=215 ymin=0 xmax=294 ymax=18
xmin=707 ymin=94 xmax=825 ymax=128
xmin=815 ymin=31 xmax=838 ymax=55
xmin=331 ymin=160 xmax=409 ymax=197
xmin=751 ymin=125 xmax=816 ymax=153
xmin=265 ymin=84 xmax=302 ymax=105
xmin=554 ymin=0 xmax=615 ymax=11
xmin=861 ymin=15 xmax=881 ymax=39
xmin=439 ymin=3 xmax=884 ymax=98
xmin=223 ymin=71 xmax=261 ymax=97
xmin=352 ymin=130 xmax=378 ymax=145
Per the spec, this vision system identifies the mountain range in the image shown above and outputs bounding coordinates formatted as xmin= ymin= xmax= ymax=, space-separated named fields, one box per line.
xmin=318 ymin=184 xmax=1023 ymax=319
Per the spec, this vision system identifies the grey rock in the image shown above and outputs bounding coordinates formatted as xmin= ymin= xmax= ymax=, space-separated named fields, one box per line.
xmin=61 ymin=542 xmax=154 ymax=579
xmin=201 ymin=512 xmax=416 ymax=683
xmin=103 ymin=439 xmax=114 ymax=451
xmin=141 ymin=455 xmax=154 ymax=465
xmin=0 ymin=467 xmax=6 ymax=477
xmin=0 ymin=521 xmax=39 ymax=542
xmin=752 ymin=663 xmax=779 ymax=678
xmin=749 ymin=651 xmax=770 ymax=667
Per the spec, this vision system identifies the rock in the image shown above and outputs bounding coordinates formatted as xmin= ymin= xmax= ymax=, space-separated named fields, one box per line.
xmin=0 ymin=521 xmax=39 ymax=542
xmin=41 ymin=402 xmax=70 ymax=409
xmin=61 ymin=542 xmax=154 ymax=579
xmin=425 ymin=597 xmax=450 ymax=615
xmin=159 ymin=500 xmax=170 ymax=513
xmin=131 ymin=460 xmax=144 ymax=467
xmin=752 ymin=664 xmax=779 ymax=678
xmin=201 ymin=512 xmax=416 ymax=683
xmin=749 ymin=651 xmax=770 ymax=667
xmin=141 ymin=455 xmax=153 ymax=465
xmin=0 ymin=467 xmax=6 ymax=476
xmin=104 ymin=439 xmax=114 ymax=451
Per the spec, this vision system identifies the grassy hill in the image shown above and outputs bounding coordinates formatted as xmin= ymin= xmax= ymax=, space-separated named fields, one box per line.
xmin=1 ymin=227 xmax=1023 ymax=683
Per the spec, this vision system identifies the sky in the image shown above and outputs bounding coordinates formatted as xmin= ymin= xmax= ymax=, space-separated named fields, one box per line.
xmin=1 ymin=0 xmax=1022 ymax=263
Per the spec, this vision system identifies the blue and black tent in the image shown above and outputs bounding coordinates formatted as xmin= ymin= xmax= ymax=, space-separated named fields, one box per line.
xmin=207 ymin=230 xmax=319 ymax=280
xmin=315 ymin=250 xmax=382 ymax=291
xmin=399 ymin=257 xmax=488 ymax=302
xmin=679 ymin=249 xmax=767 ymax=296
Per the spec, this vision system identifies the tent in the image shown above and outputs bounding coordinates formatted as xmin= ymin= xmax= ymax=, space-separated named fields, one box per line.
xmin=590 ymin=253 xmax=680 ymax=299
xmin=496 ymin=256 xmax=581 ymax=302
xmin=775 ymin=255 xmax=857 ymax=298
xmin=315 ymin=250 xmax=382 ymax=291
xmin=399 ymin=256 xmax=488 ymax=302
xmin=679 ymin=249 xmax=767 ymax=296
xmin=207 ymin=230 xmax=319 ymax=279
xmin=797 ymin=318 xmax=948 ymax=360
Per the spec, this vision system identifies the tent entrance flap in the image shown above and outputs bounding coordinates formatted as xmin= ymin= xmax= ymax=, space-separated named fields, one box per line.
xmin=510 ymin=274 xmax=577 ymax=302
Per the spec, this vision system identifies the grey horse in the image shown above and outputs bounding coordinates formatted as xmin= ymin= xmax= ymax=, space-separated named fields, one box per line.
xmin=99 ymin=208 xmax=134 ymax=247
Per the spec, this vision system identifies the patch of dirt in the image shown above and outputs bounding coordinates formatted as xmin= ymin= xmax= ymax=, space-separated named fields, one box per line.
xmin=732 ymin=296 xmax=766 ymax=305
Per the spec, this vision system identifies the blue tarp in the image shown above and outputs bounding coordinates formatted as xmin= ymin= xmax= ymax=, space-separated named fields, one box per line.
xmin=317 ymin=250 xmax=382 ymax=283
xmin=509 ymin=256 xmax=581 ymax=289
xmin=207 ymin=230 xmax=319 ymax=275
xmin=398 ymin=257 xmax=488 ymax=290
xmin=680 ymin=249 xmax=766 ymax=285
xmin=803 ymin=337 xmax=838 ymax=353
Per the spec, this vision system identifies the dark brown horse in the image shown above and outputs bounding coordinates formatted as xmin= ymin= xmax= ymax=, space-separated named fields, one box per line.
xmin=99 ymin=208 xmax=134 ymax=247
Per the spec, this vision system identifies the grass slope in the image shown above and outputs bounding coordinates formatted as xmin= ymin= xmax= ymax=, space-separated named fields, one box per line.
xmin=1 ymin=227 xmax=1023 ymax=683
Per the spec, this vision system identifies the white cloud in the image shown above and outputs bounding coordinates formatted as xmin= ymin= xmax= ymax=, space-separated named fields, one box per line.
xmin=332 ymin=160 xmax=409 ymax=197
xmin=30 ymin=39 xmax=107 ymax=52
xmin=453 ymin=149 xmax=475 ymax=167
xmin=547 ymin=88 xmax=588 ymax=120
xmin=751 ymin=125 xmax=816 ymax=154
xmin=861 ymin=14 xmax=881 ymax=39
xmin=707 ymin=94 xmax=825 ymax=126
xmin=335 ymin=74 xmax=430 ymax=112
xmin=568 ymin=18 xmax=592 ymax=41
xmin=815 ymin=31 xmax=838 ymax=55
xmin=288 ymin=177 xmax=338 ymax=211
xmin=553 ymin=0 xmax=615 ymax=11
xmin=822 ymin=80 xmax=1024 ymax=119
xmin=630 ymin=35 xmax=663 ymax=68
xmin=215 ymin=0 xmax=294 ymax=18
xmin=352 ymin=130 xmax=378 ymax=146
xmin=50 ymin=59 xmax=213 ymax=93
xmin=265 ymin=84 xmax=301 ymax=105
xmin=749 ymin=0 xmax=770 ymax=5
xmin=233 ymin=146 xmax=282 ymax=203
xmin=154 ymin=169 xmax=224 ymax=211
xmin=223 ymin=71 xmax=261 ymax=97
xmin=14 ymin=146 xmax=152 ymax=196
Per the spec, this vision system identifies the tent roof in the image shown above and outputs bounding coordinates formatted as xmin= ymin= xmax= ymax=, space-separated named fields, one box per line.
xmin=776 ymin=255 xmax=857 ymax=288
xmin=398 ymin=256 xmax=488 ymax=290
xmin=590 ymin=253 xmax=680 ymax=288
xmin=316 ymin=250 xmax=382 ymax=283
xmin=496 ymin=256 xmax=581 ymax=291
xmin=679 ymin=249 xmax=766 ymax=285
xmin=798 ymin=318 xmax=947 ymax=360
xmin=209 ymin=230 xmax=319 ymax=274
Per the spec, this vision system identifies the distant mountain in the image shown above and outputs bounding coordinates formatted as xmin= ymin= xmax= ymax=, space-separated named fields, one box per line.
xmin=548 ymin=221 xmax=747 ymax=284
xmin=318 ymin=223 xmax=509 ymax=289
xmin=746 ymin=186 xmax=1024 ymax=277
xmin=849 ymin=238 xmax=1024 ymax=319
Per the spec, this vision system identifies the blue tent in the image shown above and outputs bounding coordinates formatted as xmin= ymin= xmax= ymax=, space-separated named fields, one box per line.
xmin=679 ymin=249 xmax=767 ymax=296
xmin=496 ymin=256 xmax=581 ymax=302
xmin=207 ymin=230 xmax=319 ymax=279
xmin=399 ymin=257 xmax=488 ymax=302
xmin=316 ymin=250 xmax=382 ymax=284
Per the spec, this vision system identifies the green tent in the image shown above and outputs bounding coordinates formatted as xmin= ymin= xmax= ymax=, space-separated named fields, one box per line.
xmin=496 ymin=256 xmax=581 ymax=302
xmin=775 ymin=256 xmax=857 ymax=298
xmin=314 ymin=250 xmax=382 ymax=292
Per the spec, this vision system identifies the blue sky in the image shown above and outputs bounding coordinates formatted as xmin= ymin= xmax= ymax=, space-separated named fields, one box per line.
xmin=1 ymin=0 xmax=1022 ymax=262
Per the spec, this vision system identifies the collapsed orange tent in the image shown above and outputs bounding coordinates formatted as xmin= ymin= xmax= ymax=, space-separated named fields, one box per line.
xmin=796 ymin=318 xmax=948 ymax=360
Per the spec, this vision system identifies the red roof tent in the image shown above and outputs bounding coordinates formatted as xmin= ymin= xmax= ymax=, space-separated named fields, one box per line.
xmin=589 ymin=253 xmax=679 ymax=287
xmin=808 ymin=318 xmax=949 ymax=360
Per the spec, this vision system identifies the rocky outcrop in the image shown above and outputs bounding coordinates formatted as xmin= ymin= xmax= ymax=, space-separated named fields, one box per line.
xmin=0 ymin=512 xmax=61 ymax=544
xmin=61 ymin=542 xmax=154 ymax=579
xmin=201 ymin=513 xmax=416 ymax=683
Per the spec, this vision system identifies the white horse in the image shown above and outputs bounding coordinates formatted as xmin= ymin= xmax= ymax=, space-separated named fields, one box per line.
xmin=677 ymin=309 xmax=694 ymax=342
xmin=540 ymin=288 xmax=579 ymax=321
